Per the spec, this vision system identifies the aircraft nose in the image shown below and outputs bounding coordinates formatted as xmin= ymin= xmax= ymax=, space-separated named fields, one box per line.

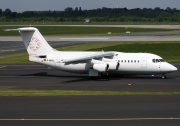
xmin=161 ymin=63 xmax=177 ymax=73
xmin=171 ymin=66 xmax=178 ymax=71
xmin=170 ymin=65 xmax=178 ymax=72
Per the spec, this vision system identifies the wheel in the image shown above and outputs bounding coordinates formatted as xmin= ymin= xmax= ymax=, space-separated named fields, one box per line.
xmin=162 ymin=75 xmax=166 ymax=79
xmin=100 ymin=73 xmax=109 ymax=79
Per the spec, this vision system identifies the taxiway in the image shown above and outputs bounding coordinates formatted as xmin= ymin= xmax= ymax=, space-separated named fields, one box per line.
xmin=0 ymin=64 xmax=179 ymax=126
xmin=0 ymin=64 xmax=179 ymax=91
xmin=0 ymin=96 xmax=180 ymax=126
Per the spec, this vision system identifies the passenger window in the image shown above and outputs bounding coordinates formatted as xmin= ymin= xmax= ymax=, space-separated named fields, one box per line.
xmin=125 ymin=60 xmax=126 ymax=63
xmin=134 ymin=60 xmax=136 ymax=63
xmin=121 ymin=60 xmax=123 ymax=63
xmin=131 ymin=60 xmax=133 ymax=63
xmin=128 ymin=60 xmax=129 ymax=63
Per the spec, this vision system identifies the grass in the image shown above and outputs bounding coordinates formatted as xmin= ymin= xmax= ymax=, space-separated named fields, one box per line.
xmin=58 ymin=42 xmax=122 ymax=51
xmin=0 ymin=42 xmax=180 ymax=64
xmin=0 ymin=90 xmax=180 ymax=96
xmin=0 ymin=26 xmax=175 ymax=36
xmin=0 ymin=53 xmax=31 ymax=64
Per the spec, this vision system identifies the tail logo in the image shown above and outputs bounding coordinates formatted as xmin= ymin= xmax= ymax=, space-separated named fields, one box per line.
xmin=28 ymin=37 xmax=42 ymax=52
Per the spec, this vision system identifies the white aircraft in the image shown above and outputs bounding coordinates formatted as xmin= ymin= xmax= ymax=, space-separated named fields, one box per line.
xmin=5 ymin=27 xmax=177 ymax=79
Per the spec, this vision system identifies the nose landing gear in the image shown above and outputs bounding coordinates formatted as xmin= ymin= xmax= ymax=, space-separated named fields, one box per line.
xmin=162 ymin=75 xmax=166 ymax=79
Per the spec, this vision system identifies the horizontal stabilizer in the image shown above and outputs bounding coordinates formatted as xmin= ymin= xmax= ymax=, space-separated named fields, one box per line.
xmin=4 ymin=27 xmax=36 ymax=32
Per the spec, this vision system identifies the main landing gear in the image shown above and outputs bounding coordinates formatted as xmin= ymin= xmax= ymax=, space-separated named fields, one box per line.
xmin=162 ymin=75 xmax=167 ymax=79
xmin=100 ymin=73 xmax=109 ymax=79
xmin=89 ymin=69 xmax=109 ymax=79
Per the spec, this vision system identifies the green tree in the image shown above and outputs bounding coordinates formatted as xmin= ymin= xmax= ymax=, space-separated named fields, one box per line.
xmin=65 ymin=7 xmax=73 ymax=12
xmin=79 ymin=7 xmax=82 ymax=12
xmin=159 ymin=11 xmax=171 ymax=17
xmin=0 ymin=9 xmax=2 ymax=17
xmin=75 ymin=7 xmax=78 ymax=12
xmin=11 ymin=12 xmax=17 ymax=18
xmin=4 ymin=8 xmax=12 ymax=17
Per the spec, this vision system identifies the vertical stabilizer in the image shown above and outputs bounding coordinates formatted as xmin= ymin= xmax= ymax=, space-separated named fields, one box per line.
xmin=5 ymin=27 xmax=53 ymax=56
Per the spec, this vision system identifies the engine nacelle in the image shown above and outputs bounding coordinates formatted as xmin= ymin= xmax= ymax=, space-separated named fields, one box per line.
xmin=102 ymin=58 xmax=119 ymax=71
xmin=107 ymin=62 xmax=119 ymax=71
xmin=93 ymin=63 xmax=109 ymax=72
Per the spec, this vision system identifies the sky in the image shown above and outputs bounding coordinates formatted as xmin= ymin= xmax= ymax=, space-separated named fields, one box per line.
xmin=0 ymin=0 xmax=180 ymax=12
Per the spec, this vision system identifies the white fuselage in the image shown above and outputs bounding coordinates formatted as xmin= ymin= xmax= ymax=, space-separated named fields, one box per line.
xmin=31 ymin=51 xmax=177 ymax=76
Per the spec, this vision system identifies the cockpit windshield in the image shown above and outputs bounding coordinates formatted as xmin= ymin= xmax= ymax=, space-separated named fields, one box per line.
xmin=156 ymin=59 xmax=160 ymax=62
xmin=159 ymin=59 xmax=165 ymax=62
xmin=152 ymin=59 xmax=166 ymax=63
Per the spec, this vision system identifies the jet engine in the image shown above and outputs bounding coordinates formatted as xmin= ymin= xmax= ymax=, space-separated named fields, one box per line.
xmin=93 ymin=63 xmax=109 ymax=72
xmin=91 ymin=58 xmax=119 ymax=72
xmin=107 ymin=62 xmax=119 ymax=71
xmin=102 ymin=58 xmax=119 ymax=71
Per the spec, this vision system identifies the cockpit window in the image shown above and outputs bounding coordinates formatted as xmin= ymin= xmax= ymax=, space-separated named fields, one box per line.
xmin=159 ymin=59 xmax=165 ymax=62
xmin=152 ymin=59 xmax=166 ymax=63
xmin=156 ymin=59 xmax=160 ymax=62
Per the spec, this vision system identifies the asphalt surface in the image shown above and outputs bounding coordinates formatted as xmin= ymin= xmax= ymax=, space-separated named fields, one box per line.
xmin=1 ymin=34 xmax=180 ymax=42
xmin=0 ymin=63 xmax=179 ymax=91
xmin=1 ymin=96 xmax=180 ymax=126
xmin=0 ymin=41 xmax=93 ymax=56
xmin=0 ymin=64 xmax=179 ymax=126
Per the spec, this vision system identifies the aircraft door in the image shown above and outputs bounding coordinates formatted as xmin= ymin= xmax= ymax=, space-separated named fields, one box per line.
xmin=141 ymin=57 xmax=147 ymax=68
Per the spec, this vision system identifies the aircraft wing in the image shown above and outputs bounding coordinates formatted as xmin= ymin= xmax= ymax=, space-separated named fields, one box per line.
xmin=63 ymin=52 xmax=115 ymax=63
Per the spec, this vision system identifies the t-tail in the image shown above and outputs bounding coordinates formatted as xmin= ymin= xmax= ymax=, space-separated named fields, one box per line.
xmin=5 ymin=27 xmax=55 ymax=63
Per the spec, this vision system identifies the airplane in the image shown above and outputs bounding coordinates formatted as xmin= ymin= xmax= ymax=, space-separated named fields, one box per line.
xmin=5 ymin=27 xmax=177 ymax=79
